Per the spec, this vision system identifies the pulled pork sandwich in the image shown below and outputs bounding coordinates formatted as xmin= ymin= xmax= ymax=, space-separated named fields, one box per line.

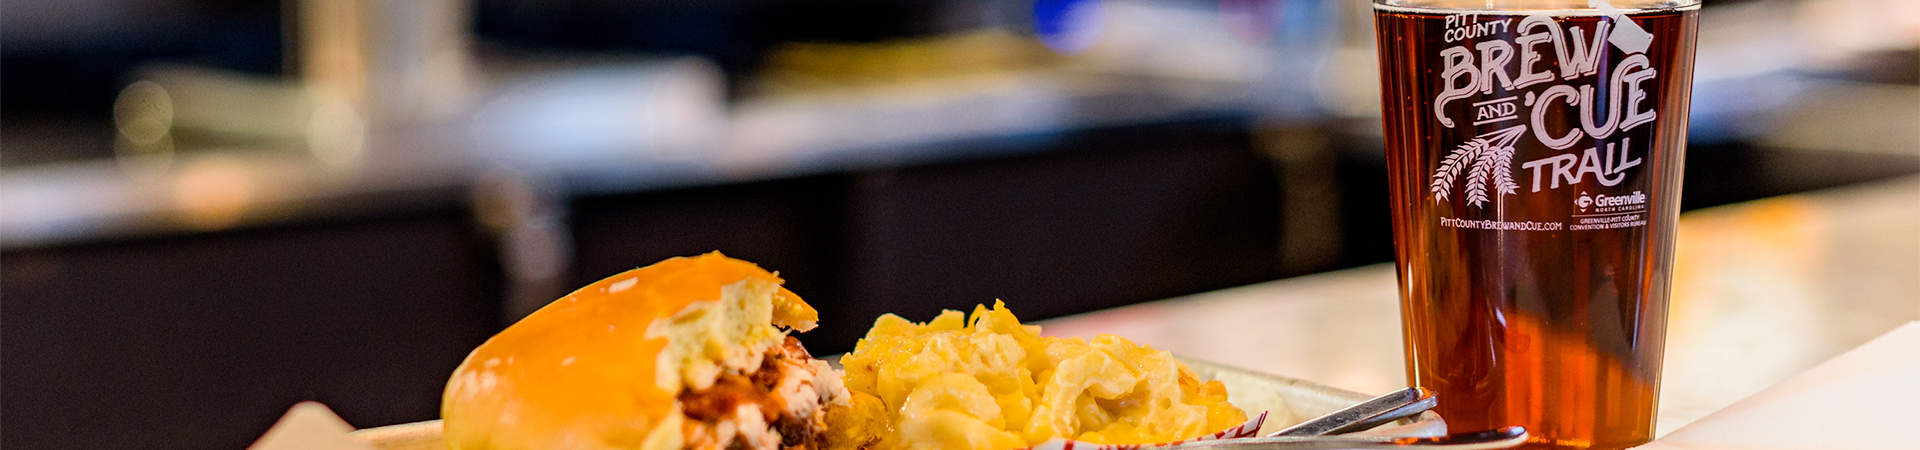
xmin=442 ymin=252 xmax=847 ymax=450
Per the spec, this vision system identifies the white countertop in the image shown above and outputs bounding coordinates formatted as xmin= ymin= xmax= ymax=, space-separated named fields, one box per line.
xmin=1040 ymin=176 xmax=1920 ymax=437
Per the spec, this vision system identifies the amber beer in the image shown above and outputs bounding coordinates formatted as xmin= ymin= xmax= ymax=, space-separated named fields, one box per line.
xmin=1373 ymin=1 xmax=1698 ymax=449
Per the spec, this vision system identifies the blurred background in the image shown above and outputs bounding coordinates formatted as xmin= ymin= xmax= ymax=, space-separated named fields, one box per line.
xmin=1 ymin=0 xmax=1915 ymax=449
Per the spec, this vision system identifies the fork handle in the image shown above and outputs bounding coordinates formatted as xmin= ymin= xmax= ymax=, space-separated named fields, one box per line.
xmin=1165 ymin=427 xmax=1528 ymax=450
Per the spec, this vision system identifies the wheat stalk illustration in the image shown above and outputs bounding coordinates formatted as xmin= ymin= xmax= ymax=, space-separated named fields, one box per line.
xmin=1429 ymin=139 xmax=1480 ymax=201
xmin=1490 ymin=144 xmax=1519 ymax=196
xmin=1431 ymin=125 xmax=1527 ymax=207
xmin=1464 ymin=150 xmax=1495 ymax=206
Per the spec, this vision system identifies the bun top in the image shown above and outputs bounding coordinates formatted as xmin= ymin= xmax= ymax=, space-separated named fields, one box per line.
xmin=442 ymin=252 xmax=818 ymax=450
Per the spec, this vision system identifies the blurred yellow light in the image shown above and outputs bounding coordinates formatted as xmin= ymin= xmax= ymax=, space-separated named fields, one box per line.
xmin=114 ymin=80 xmax=177 ymax=179
xmin=170 ymin=156 xmax=258 ymax=230
xmin=307 ymin=100 xmax=368 ymax=167
xmin=115 ymin=81 xmax=174 ymax=145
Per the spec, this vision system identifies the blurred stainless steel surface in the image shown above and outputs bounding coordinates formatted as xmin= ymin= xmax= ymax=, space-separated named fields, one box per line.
xmin=1040 ymin=176 xmax=1920 ymax=437
xmin=299 ymin=0 xmax=471 ymax=124
xmin=4 ymin=0 xmax=1914 ymax=249
xmin=0 ymin=61 xmax=1252 ymax=248
xmin=1755 ymin=80 xmax=1919 ymax=156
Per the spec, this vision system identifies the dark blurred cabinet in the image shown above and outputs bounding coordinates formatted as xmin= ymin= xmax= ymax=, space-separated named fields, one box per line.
xmin=2 ymin=212 xmax=501 ymax=450
xmin=569 ymin=175 xmax=850 ymax=330
xmin=830 ymin=123 xmax=1280 ymax=349
xmin=569 ymin=120 xmax=1284 ymax=352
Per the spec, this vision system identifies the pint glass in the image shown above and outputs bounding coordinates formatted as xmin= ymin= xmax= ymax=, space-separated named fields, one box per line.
xmin=1372 ymin=1 xmax=1699 ymax=449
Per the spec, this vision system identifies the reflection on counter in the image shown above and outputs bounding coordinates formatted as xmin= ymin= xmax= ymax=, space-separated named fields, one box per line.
xmin=1661 ymin=178 xmax=1920 ymax=435
xmin=1042 ymin=176 xmax=1920 ymax=438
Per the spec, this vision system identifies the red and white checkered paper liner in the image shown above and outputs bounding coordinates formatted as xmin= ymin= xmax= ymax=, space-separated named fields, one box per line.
xmin=1020 ymin=411 xmax=1267 ymax=450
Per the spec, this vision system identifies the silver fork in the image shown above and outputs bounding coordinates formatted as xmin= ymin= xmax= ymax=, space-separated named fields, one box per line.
xmin=1270 ymin=387 xmax=1439 ymax=437
xmin=1162 ymin=426 xmax=1528 ymax=450
xmin=1152 ymin=387 xmax=1528 ymax=449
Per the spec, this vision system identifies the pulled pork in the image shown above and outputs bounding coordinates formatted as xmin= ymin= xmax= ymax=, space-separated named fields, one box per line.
xmin=680 ymin=337 xmax=835 ymax=450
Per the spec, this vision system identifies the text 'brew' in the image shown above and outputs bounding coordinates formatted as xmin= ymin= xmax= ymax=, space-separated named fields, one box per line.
xmin=1374 ymin=1 xmax=1699 ymax=449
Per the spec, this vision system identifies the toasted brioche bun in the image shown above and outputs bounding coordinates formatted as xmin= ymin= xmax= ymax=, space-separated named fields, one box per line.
xmin=442 ymin=252 xmax=820 ymax=450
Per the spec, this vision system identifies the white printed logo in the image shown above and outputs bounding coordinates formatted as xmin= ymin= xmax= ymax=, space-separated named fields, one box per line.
xmin=1430 ymin=125 xmax=1527 ymax=207
xmin=1576 ymin=192 xmax=1593 ymax=211
xmin=1428 ymin=1 xmax=1661 ymax=207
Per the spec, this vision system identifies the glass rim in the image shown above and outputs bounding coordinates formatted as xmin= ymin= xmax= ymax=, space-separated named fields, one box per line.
xmin=1372 ymin=0 xmax=1702 ymax=15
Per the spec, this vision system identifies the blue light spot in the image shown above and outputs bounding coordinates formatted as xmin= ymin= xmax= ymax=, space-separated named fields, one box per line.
xmin=1033 ymin=0 xmax=1104 ymax=55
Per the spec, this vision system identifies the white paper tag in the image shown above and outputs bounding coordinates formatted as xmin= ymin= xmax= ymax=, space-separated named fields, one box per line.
xmin=247 ymin=402 xmax=375 ymax=450
xmin=1591 ymin=0 xmax=1654 ymax=54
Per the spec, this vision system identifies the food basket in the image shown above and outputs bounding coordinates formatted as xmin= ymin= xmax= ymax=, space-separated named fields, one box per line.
xmin=350 ymin=355 xmax=1443 ymax=450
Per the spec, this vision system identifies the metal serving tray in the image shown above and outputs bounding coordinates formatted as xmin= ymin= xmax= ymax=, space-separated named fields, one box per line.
xmin=1171 ymin=356 xmax=1442 ymax=438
